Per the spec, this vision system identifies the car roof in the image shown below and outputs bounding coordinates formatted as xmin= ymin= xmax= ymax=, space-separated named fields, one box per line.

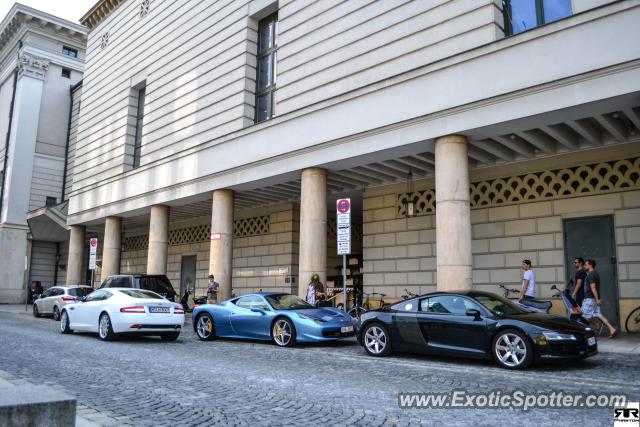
xmin=53 ymin=285 xmax=92 ymax=289
xmin=418 ymin=290 xmax=497 ymax=298
xmin=234 ymin=292 xmax=288 ymax=298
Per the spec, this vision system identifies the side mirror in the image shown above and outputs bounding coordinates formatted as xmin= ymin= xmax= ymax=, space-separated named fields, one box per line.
xmin=466 ymin=309 xmax=482 ymax=320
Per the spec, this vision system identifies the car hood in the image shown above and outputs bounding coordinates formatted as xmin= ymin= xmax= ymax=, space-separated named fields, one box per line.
xmin=293 ymin=308 xmax=350 ymax=322
xmin=503 ymin=312 xmax=589 ymax=333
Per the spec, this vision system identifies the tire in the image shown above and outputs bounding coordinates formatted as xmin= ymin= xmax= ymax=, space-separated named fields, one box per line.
xmin=625 ymin=307 xmax=640 ymax=334
xmin=98 ymin=313 xmax=116 ymax=341
xmin=195 ymin=313 xmax=216 ymax=341
xmin=60 ymin=310 xmax=73 ymax=334
xmin=160 ymin=332 xmax=180 ymax=341
xmin=32 ymin=304 xmax=41 ymax=318
xmin=492 ymin=329 xmax=533 ymax=370
xmin=362 ymin=323 xmax=392 ymax=357
xmin=271 ymin=317 xmax=296 ymax=347
xmin=53 ymin=306 xmax=60 ymax=321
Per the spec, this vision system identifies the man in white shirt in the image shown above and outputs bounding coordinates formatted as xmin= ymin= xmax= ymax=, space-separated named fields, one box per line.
xmin=518 ymin=259 xmax=536 ymax=302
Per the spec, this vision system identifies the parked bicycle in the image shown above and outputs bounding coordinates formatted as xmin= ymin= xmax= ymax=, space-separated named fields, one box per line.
xmin=626 ymin=305 xmax=640 ymax=333
xmin=401 ymin=288 xmax=418 ymax=300
xmin=347 ymin=291 xmax=387 ymax=320
xmin=497 ymin=284 xmax=551 ymax=314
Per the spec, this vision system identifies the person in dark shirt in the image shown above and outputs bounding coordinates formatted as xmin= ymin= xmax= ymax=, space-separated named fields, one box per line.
xmin=571 ymin=257 xmax=587 ymax=306
xmin=581 ymin=259 xmax=617 ymax=338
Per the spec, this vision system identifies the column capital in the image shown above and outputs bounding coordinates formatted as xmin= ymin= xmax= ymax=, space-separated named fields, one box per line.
xmin=18 ymin=53 xmax=49 ymax=80
xmin=301 ymin=167 xmax=327 ymax=178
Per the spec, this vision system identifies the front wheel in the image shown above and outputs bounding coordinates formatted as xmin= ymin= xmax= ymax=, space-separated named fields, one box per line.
xmin=362 ymin=323 xmax=391 ymax=357
xmin=98 ymin=313 xmax=116 ymax=341
xmin=195 ymin=313 xmax=216 ymax=341
xmin=492 ymin=329 xmax=533 ymax=370
xmin=272 ymin=318 xmax=296 ymax=347
xmin=626 ymin=307 xmax=640 ymax=333
xmin=32 ymin=304 xmax=40 ymax=318
xmin=60 ymin=310 xmax=73 ymax=334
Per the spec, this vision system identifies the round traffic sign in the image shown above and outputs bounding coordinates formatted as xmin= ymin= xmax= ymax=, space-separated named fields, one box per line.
xmin=337 ymin=199 xmax=350 ymax=213
xmin=90 ymin=238 xmax=98 ymax=248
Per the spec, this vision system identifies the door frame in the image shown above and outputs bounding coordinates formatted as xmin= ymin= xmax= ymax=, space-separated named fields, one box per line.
xmin=562 ymin=214 xmax=620 ymax=326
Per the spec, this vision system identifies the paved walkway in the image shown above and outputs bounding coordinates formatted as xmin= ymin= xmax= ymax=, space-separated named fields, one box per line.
xmin=2 ymin=303 xmax=638 ymax=354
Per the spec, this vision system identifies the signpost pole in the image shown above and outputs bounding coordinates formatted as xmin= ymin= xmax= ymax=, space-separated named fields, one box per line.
xmin=336 ymin=198 xmax=351 ymax=312
xmin=342 ymin=254 xmax=347 ymax=311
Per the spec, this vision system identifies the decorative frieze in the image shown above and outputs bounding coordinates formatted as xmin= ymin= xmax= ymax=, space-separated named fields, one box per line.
xmin=140 ymin=0 xmax=150 ymax=18
xmin=234 ymin=215 xmax=270 ymax=237
xmin=17 ymin=53 xmax=49 ymax=80
xmin=100 ymin=32 xmax=109 ymax=49
xmin=396 ymin=157 xmax=640 ymax=217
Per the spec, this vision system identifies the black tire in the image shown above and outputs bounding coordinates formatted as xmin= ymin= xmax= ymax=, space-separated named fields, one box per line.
xmin=60 ymin=310 xmax=73 ymax=334
xmin=271 ymin=317 xmax=296 ymax=347
xmin=98 ymin=313 xmax=116 ymax=341
xmin=362 ymin=323 xmax=392 ymax=357
xmin=160 ymin=332 xmax=180 ymax=341
xmin=492 ymin=329 xmax=533 ymax=370
xmin=53 ymin=306 xmax=60 ymax=321
xmin=32 ymin=304 xmax=40 ymax=318
xmin=625 ymin=307 xmax=640 ymax=334
xmin=195 ymin=313 xmax=216 ymax=341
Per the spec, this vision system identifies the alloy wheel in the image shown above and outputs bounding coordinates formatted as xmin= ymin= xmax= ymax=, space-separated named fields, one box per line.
xmin=99 ymin=315 xmax=110 ymax=339
xmin=273 ymin=319 xmax=292 ymax=346
xmin=196 ymin=315 xmax=213 ymax=339
xmin=364 ymin=325 xmax=387 ymax=355
xmin=60 ymin=311 xmax=68 ymax=332
xmin=494 ymin=333 xmax=526 ymax=368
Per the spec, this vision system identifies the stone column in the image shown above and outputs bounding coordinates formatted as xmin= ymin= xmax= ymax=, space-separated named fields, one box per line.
xmin=435 ymin=135 xmax=473 ymax=291
xmin=209 ymin=190 xmax=234 ymax=301
xmin=101 ymin=216 xmax=122 ymax=282
xmin=67 ymin=225 xmax=85 ymax=285
xmin=298 ymin=168 xmax=327 ymax=298
xmin=147 ymin=205 xmax=169 ymax=275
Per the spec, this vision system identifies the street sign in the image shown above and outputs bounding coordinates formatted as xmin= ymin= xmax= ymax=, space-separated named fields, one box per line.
xmin=89 ymin=237 xmax=98 ymax=270
xmin=336 ymin=198 xmax=351 ymax=255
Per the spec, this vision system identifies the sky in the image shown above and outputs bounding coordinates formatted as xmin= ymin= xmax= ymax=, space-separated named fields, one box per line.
xmin=0 ymin=0 xmax=98 ymax=25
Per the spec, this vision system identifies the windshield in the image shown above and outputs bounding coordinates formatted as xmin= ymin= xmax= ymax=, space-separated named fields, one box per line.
xmin=68 ymin=287 xmax=93 ymax=297
xmin=474 ymin=294 xmax=529 ymax=316
xmin=265 ymin=294 xmax=313 ymax=310
xmin=119 ymin=289 xmax=164 ymax=299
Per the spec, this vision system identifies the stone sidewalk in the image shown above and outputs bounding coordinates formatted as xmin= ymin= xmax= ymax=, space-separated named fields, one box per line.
xmin=2 ymin=303 xmax=639 ymax=355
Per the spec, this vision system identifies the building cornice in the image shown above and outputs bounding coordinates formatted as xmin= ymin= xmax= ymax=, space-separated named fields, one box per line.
xmin=81 ymin=0 xmax=126 ymax=31
xmin=17 ymin=51 xmax=48 ymax=79
xmin=0 ymin=3 xmax=87 ymax=57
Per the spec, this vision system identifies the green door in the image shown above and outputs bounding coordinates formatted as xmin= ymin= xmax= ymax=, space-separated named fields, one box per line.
xmin=563 ymin=216 xmax=619 ymax=328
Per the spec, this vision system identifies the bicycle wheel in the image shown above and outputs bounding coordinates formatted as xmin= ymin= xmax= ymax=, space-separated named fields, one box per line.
xmin=625 ymin=307 xmax=640 ymax=333
xmin=589 ymin=318 xmax=606 ymax=337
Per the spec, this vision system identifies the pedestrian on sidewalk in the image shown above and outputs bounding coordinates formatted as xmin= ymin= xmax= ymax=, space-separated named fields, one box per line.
xmin=518 ymin=260 xmax=536 ymax=302
xmin=581 ymin=259 xmax=618 ymax=338
xmin=306 ymin=273 xmax=325 ymax=307
xmin=571 ymin=257 xmax=587 ymax=307
xmin=207 ymin=275 xmax=219 ymax=304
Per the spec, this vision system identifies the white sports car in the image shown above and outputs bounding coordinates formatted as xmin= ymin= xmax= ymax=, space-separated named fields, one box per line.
xmin=60 ymin=288 xmax=184 ymax=341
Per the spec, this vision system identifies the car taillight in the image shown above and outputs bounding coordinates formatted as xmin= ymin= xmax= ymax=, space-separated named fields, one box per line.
xmin=174 ymin=307 xmax=184 ymax=314
xmin=120 ymin=306 xmax=145 ymax=313
xmin=61 ymin=297 xmax=76 ymax=302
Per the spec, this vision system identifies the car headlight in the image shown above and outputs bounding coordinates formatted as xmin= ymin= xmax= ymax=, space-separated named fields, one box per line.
xmin=541 ymin=331 xmax=577 ymax=341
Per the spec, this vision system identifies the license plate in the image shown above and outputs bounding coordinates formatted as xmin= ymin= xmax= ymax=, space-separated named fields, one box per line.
xmin=149 ymin=306 xmax=170 ymax=313
xmin=340 ymin=325 xmax=354 ymax=333
xmin=587 ymin=336 xmax=596 ymax=346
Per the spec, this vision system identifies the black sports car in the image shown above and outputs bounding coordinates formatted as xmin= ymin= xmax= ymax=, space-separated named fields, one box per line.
xmin=357 ymin=291 xmax=597 ymax=369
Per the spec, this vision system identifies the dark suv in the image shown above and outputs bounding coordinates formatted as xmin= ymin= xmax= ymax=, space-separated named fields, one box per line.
xmin=99 ymin=274 xmax=177 ymax=301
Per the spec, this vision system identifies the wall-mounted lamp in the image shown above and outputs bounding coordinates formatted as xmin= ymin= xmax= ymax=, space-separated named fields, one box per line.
xmin=403 ymin=170 xmax=416 ymax=218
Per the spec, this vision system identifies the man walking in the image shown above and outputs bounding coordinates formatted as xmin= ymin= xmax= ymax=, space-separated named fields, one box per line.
xmin=207 ymin=274 xmax=220 ymax=304
xmin=518 ymin=259 xmax=536 ymax=302
xmin=571 ymin=257 xmax=587 ymax=307
xmin=582 ymin=259 xmax=617 ymax=338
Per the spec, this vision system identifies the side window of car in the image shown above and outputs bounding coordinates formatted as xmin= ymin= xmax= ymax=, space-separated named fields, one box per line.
xmin=85 ymin=290 xmax=103 ymax=302
xmin=139 ymin=277 xmax=156 ymax=292
xmin=100 ymin=278 xmax=112 ymax=289
xmin=420 ymin=296 xmax=468 ymax=315
xmin=41 ymin=288 xmax=53 ymax=298
xmin=236 ymin=295 xmax=266 ymax=309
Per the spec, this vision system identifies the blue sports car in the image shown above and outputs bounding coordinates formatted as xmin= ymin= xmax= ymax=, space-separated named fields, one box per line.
xmin=192 ymin=292 xmax=357 ymax=347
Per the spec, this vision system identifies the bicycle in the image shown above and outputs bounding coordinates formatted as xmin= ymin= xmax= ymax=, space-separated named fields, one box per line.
xmin=625 ymin=305 xmax=640 ymax=333
xmin=498 ymin=284 xmax=520 ymax=299
xmin=347 ymin=291 xmax=387 ymax=320
xmin=401 ymin=288 xmax=418 ymax=300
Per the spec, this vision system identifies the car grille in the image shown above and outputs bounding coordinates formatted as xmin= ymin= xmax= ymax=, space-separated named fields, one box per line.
xmin=322 ymin=328 xmax=356 ymax=338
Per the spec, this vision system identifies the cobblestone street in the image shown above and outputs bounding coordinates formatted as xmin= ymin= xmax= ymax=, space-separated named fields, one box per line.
xmin=1 ymin=312 xmax=638 ymax=426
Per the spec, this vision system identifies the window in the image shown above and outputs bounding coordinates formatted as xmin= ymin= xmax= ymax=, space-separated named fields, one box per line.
xmin=255 ymin=12 xmax=278 ymax=123
xmin=111 ymin=277 xmax=132 ymax=288
xmin=61 ymin=68 xmax=71 ymax=78
xmin=419 ymin=295 xmax=481 ymax=315
xmin=132 ymin=86 xmax=146 ymax=168
xmin=46 ymin=196 xmax=57 ymax=207
xmin=503 ymin=0 xmax=572 ymax=35
xmin=62 ymin=46 xmax=78 ymax=58
xmin=68 ymin=287 xmax=93 ymax=297
xmin=236 ymin=295 xmax=268 ymax=310
xmin=85 ymin=290 xmax=112 ymax=302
